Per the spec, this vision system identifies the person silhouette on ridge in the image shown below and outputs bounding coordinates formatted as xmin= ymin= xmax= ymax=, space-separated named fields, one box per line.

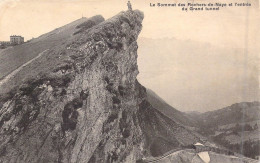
xmin=127 ymin=1 xmax=132 ymax=10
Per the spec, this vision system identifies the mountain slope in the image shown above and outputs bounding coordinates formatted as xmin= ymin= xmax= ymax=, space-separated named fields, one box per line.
xmin=147 ymin=89 xmax=197 ymax=127
xmin=197 ymin=102 xmax=260 ymax=127
xmin=0 ymin=15 xmax=104 ymax=94
xmin=0 ymin=10 xmax=203 ymax=163
xmin=188 ymin=102 xmax=260 ymax=159
xmin=0 ymin=10 xmax=257 ymax=163
xmin=136 ymin=85 xmax=202 ymax=157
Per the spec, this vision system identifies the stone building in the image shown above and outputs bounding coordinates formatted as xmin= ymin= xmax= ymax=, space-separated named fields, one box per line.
xmin=194 ymin=142 xmax=206 ymax=152
xmin=10 ymin=35 xmax=24 ymax=44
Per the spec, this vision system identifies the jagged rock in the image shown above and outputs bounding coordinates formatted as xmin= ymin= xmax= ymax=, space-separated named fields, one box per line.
xmin=1 ymin=9 xmax=252 ymax=163
xmin=0 ymin=10 xmax=145 ymax=163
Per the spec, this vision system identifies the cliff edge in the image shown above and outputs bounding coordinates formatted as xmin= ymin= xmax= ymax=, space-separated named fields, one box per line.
xmin=0 ymin=10 xmax=205 ymax=163
xmin=0 ymin=10 xmax=145 ymax=163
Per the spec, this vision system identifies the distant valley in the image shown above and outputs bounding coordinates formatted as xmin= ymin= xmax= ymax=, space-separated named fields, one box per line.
xmin=187 ymin=101 xmax=260 ymax=159
xmin=0 ymin=9 xmax=258 ymax=163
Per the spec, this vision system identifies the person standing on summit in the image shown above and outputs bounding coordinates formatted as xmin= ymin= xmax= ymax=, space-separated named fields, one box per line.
xmin=127 ymin=1 xmax=132 ymax=10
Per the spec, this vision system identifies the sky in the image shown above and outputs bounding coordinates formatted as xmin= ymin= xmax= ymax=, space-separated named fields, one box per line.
xmin=0 ymin=0 xmax=259 ymax=112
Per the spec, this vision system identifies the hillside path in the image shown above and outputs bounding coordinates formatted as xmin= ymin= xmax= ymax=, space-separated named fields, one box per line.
xmin=0 ymin=49 xmax=49 ymax=88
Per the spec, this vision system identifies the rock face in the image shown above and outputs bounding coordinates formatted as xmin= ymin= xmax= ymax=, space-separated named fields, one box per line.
xmin=0 ymin=9 xmax=257 ymax=163
xmin=0 ymin=10 xmax=143 ymax=163
xmin=0 ymin=10 xmax=201 ymax=163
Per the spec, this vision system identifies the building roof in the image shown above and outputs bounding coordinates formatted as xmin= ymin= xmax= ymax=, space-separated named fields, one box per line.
xmin=194 ymin=142 xmax=204 ymax=146
xmin=10 ymin=35 xmax=23 ymax=38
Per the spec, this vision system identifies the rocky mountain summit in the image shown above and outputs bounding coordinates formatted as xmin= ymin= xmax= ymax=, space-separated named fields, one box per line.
xmin=0 ymin=10 xmax=201 ymax=163
xmin=0 ymin=10 xmax=258 ymax=163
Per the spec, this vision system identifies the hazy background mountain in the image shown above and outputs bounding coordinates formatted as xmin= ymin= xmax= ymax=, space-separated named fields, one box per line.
xmin=0 ymin=8 xmax=258 ymax=162
xmin=137 ymin=37 xmax=259 ymax=112
xmin=146 ymin=89 xmax=198 ymax=127
xmin=1 ymin=0 xmax=258 ymax=114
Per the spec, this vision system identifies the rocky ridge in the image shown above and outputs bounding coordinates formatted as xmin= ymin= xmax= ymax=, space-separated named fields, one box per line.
xmin=0 ymin=9 xmax=251 ymax=163
xmin=0 ymin=10 xmax=144 ymax=163
xmin=0 ymin=9 xmax=201 ymax=162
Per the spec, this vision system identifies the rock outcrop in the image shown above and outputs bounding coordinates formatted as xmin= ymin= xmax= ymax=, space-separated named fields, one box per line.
xmin=0 ymin=10 xmax=143 ymax=163
xmin=0 ymin=10 xmax=201 ymax=163
xmin=0 ymin=9 xmax=257 ymax=163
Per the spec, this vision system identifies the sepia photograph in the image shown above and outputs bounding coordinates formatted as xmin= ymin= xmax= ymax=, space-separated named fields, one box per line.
xmin=0 ymin=0 xmax=259 ymax=162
